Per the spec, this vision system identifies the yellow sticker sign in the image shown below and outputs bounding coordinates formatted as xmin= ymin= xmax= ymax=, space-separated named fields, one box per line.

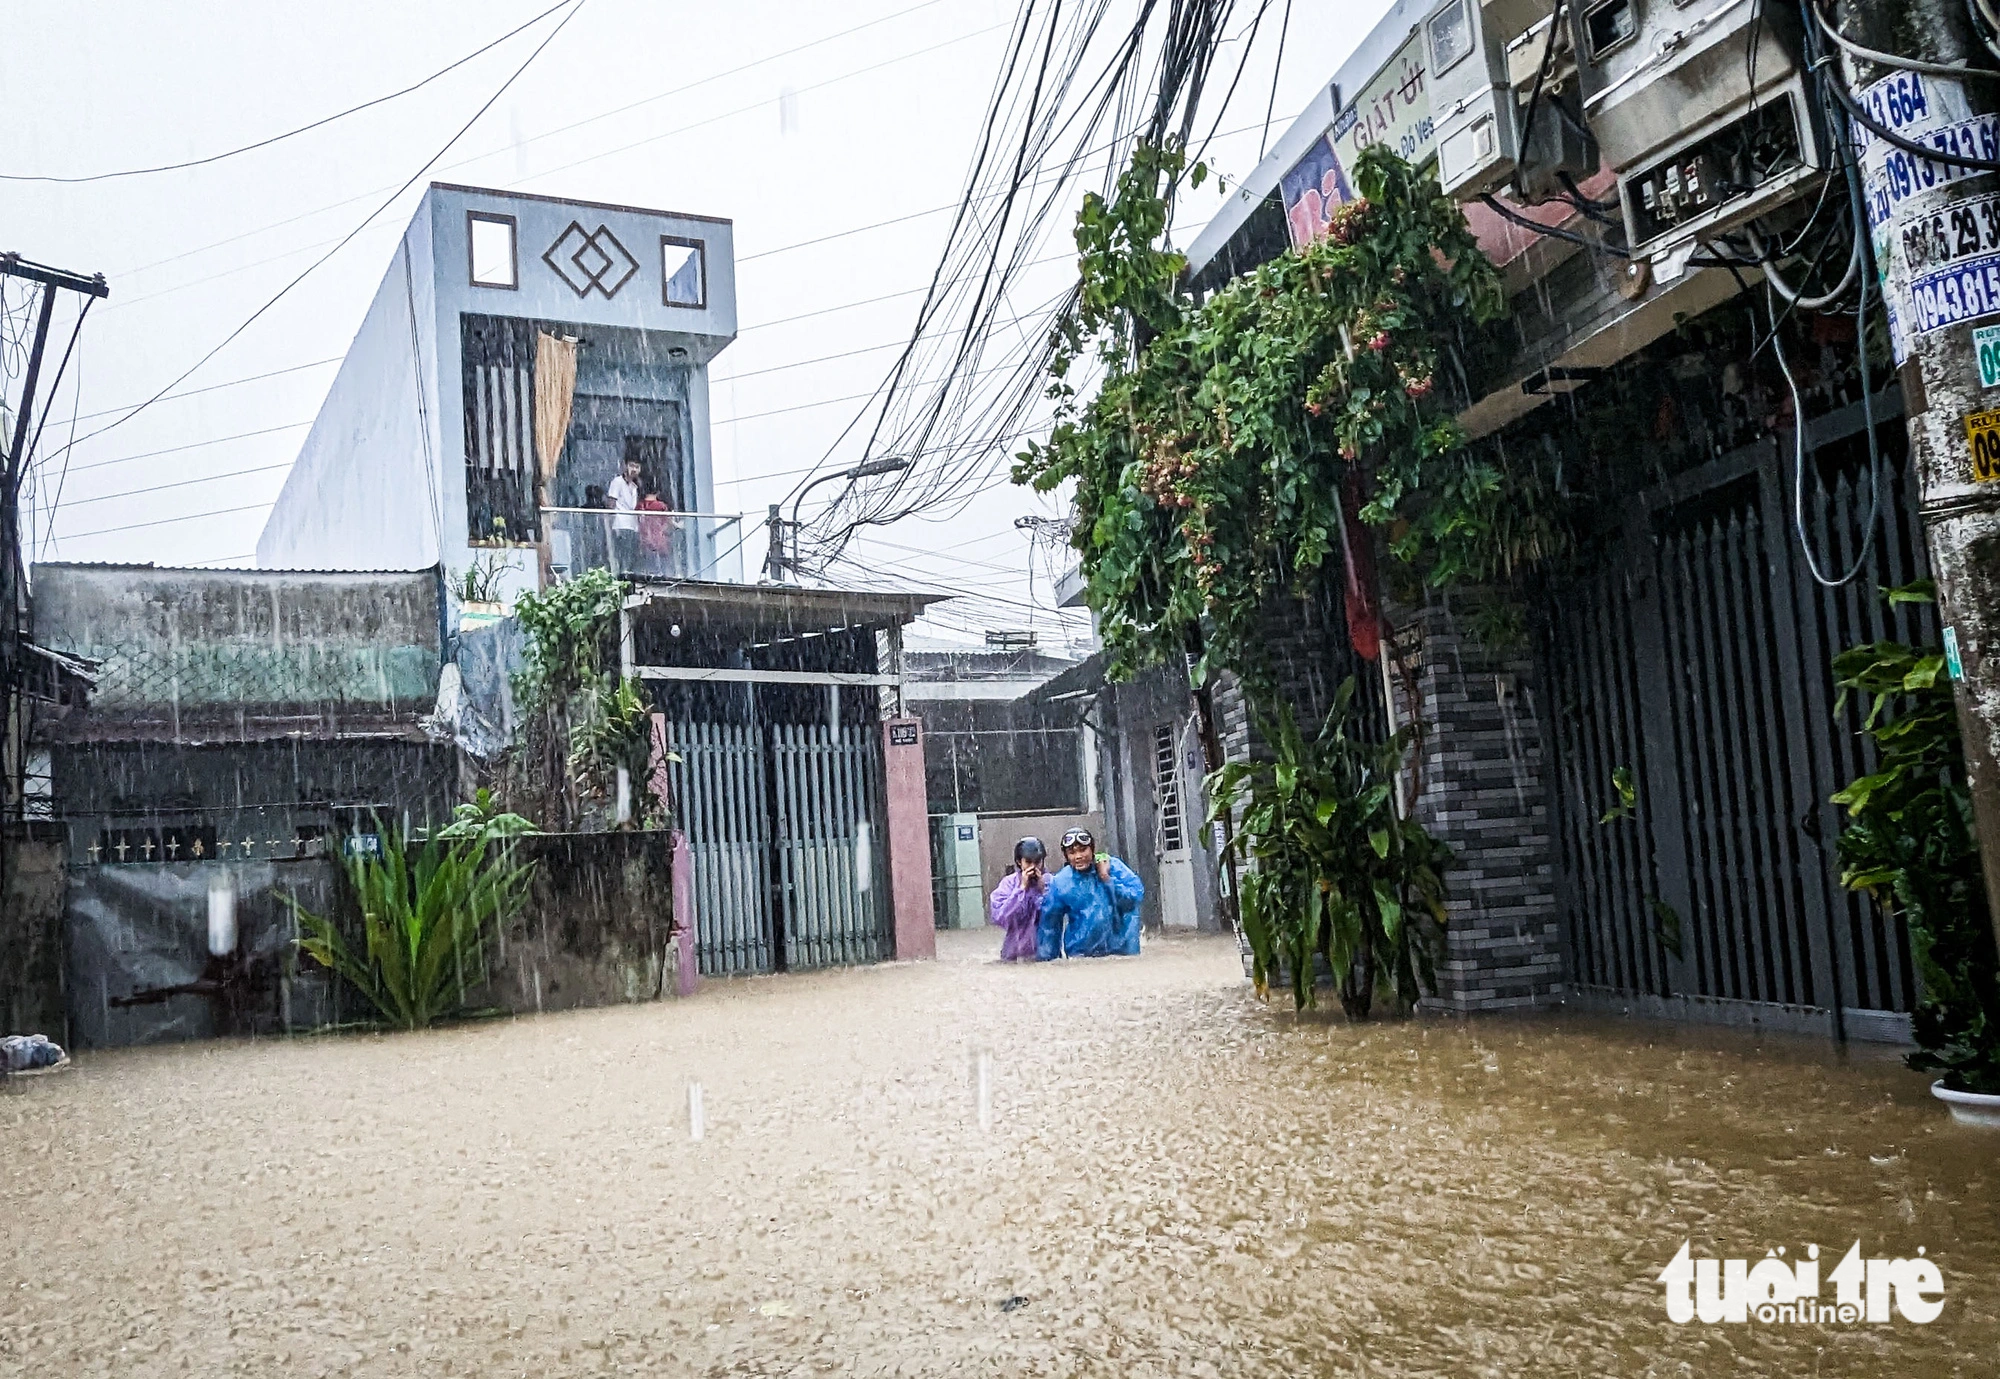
xmin=1964 ymin=407 xmax=2000 ymax=483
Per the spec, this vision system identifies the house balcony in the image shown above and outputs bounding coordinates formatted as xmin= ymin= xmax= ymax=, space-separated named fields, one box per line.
xmin=543 ymin=507 xmax=749 ymax=584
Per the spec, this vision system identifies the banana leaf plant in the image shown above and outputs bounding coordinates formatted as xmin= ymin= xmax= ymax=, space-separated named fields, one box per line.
xmin=289 ymin=821 xmax=537 ymax=1031
xmin=1205 ymin=677 xmax=1450 ymax=1016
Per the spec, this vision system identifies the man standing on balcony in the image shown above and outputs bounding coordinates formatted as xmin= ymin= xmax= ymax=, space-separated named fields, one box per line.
xmin=607 ymin=455 xmax=644 ymax=575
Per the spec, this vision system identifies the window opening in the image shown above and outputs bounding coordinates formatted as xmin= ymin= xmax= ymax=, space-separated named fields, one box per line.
xmin=468 ymin=212 xmax=518 ymax=289
xmin=662 ymin=236 xmax=706 ymax=308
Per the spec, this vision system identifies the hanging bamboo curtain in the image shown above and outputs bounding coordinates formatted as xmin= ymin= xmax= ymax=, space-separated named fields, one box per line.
xmin=532 ymin=331 xmax=578 ymax=504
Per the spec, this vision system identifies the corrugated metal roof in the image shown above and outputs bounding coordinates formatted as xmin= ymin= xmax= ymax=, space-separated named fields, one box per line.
xmin=30 ymin=564 xmax=442 ymax=732
xmin=33 ymin=561 xmax=440 ymax=576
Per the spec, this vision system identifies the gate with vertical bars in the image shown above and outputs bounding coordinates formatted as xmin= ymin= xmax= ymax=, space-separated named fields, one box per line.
xmin=663 ymin=719 xmax=890 ymax=976
xmin=1541 ymin=398 xmax=1934 ymax=1040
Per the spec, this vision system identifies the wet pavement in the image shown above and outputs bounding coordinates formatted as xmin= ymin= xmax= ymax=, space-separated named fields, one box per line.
xmin=3 ymin=928 xmax=1995 ymax=1377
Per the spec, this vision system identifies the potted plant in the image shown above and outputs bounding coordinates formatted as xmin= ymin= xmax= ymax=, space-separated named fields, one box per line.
xmin=1832 ymin=583 xmax=2000 ymax=1126
xmin=454 ymin=532 xmax=517 ymax=629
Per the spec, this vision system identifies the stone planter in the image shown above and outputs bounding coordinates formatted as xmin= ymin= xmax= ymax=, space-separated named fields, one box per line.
xmin=459 ymin=600 xmax=505 ymax=632
xmin=1932 ymin=1081 xmax=2000 ymax=1128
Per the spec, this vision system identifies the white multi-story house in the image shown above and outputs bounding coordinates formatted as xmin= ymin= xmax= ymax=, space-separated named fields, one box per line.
xmin=259 ymin=182 xmax=739 ymax=596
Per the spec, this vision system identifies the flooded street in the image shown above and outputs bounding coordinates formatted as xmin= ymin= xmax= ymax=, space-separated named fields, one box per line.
xmin=3 ymin=929 xmax=1995 ymax=1377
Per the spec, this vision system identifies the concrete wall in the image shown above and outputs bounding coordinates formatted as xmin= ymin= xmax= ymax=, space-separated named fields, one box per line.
xmin=51 ymin=740 xmax=460 ymax=863
xmin=470 ymin=831 xmax=679 ymax=1014
xmin=57 ymin=835 xmax=682 ymax=1046
xmin=258 ymin=204 xmax=443 ymax=572
xmin=914 ymin=695 xmax=1085 ymax=816
xmin=1 ymin=838 xmax=66 ymax=1041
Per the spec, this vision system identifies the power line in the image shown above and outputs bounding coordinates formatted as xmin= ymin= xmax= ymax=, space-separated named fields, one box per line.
xmin=59 ymin=252 xmax=1081 ymax=485
xmin=100 ymin=16 xmax=1010 ymax=318
xmin=31 ymin=0 xmax=591 ymax=475
xmin=799 ymin=0 xmax=1265 ymax=567
xmin=107 ymin=0 xmax=964 ymax=283
xmin=50 ymin=459 xmax=291 ymax=510
xmin=62 ymin=501 xmax=273 ymax=542
xmin=1 ymin=1 xmax=573 ymax=184
xmin=50 ymin=422 xmax=311 ymax=479
xmin=63 ymin=357 xmax=340 ymax=426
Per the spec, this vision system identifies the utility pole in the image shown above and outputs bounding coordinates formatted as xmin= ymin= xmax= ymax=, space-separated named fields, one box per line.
xmin=1835 ymin=0 xmax=2000 ymax=947
xmin=0 ymin=253 xmax=108 ymax=824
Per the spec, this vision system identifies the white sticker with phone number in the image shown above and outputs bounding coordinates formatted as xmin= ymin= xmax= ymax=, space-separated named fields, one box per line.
xmin=1855 ymin=70 xmax=2000 ymax=359
xmin=1898 ymin=191 xmax=2000 ymax=333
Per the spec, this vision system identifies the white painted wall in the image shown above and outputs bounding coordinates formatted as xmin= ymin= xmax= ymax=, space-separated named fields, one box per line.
xmin=256 ymin=197 xmax=442 ymax=572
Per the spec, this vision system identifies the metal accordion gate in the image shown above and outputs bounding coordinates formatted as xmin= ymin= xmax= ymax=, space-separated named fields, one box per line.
xmin=662 ymin=719 xmax=891 ymax=976
xmin=1541 ymin=397 xmax=1934 ymax=1041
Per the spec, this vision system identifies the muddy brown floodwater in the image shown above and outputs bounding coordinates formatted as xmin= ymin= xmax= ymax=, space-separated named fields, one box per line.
xmin=3 ymin=930 xmax=1996 ymax=1377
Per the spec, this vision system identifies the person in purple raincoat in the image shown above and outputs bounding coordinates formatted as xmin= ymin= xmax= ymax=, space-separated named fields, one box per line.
xmin=987 ymin=836 xmax=1049 ymax=962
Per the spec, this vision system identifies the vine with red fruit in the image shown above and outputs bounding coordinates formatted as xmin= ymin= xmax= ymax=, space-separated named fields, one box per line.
xmin=1015 ymin=142 xmax=1511 ymax=689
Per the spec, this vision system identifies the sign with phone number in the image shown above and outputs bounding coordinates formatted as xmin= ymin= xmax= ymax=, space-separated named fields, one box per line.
xmin=1961 ymin=407 xmax=2000 ymax=483
xmin=1856 ymin=70 xmax=2000 ymax=355
xmin=1866 ymin=114 xmax=2000 ymax=229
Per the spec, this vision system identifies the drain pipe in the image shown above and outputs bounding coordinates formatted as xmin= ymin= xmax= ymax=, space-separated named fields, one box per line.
xmin=617 ymin=602 xmax=636 ymax=827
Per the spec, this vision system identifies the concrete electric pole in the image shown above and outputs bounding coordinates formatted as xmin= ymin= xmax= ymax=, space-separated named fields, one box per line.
xmin=1833 ymin=0 xmax=2000 ymax=946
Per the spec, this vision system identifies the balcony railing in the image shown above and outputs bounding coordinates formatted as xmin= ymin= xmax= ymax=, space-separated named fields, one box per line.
xmin=543 ymin=508 xmax=748 ymax=584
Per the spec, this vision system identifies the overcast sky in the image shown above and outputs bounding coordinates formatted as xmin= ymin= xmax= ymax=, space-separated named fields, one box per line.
xmin=4 ymin=0 xmax=1394 ymax=645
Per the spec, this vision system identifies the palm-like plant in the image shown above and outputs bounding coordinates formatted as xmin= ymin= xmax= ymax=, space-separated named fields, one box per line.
xmin=1206 ymin=678 xmax=1450 ymax=1016
xmin=291 ymin=819 xmax=536 ymax=1031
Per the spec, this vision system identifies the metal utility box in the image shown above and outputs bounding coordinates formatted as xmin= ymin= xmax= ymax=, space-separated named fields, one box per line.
xmin=1575 ymin=0 xmax=1805 ymax=171
xmin=1617 ymin=76 xmax=1824 ymax=257
xmin=1427 ymin=0 xmax=1594 ymax=205
xmin=930 ymin=812 xmax=985 ymax=930
xmin=1427 ymin=0 xmax=1521 ymax=200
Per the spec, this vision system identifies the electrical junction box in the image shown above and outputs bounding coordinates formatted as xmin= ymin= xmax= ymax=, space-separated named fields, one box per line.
xmin=1562 ymin=0 xmax=1822 ymax=262
xmin=1427 ymin=0 xmax=1522 ymax=200
xmin=930 ymin=812 xmax=985 ymax=930
xmin=1617 ymin=75 xmax=1825 ymax=257
xmin=1575 ymin=0 xmax=1808 ymax=175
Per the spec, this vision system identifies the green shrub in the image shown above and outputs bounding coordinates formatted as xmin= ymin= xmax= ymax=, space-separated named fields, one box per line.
xmin=1832 ymin=583 xmax=2000 ymax=1094
xmin=1206 ymin=678 xmax=1449 ymax=1016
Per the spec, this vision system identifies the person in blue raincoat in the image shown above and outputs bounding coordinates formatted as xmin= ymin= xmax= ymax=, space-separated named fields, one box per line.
xmin=1036 ymin=826 xmax=1145 ymax=959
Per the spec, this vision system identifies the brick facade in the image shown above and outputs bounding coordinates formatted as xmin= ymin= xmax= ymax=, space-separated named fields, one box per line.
xmin=1402 ymin=605 xmax=1563 ymax=1012
xmin=1214 ymin=585 xmax=1564 ymax=1013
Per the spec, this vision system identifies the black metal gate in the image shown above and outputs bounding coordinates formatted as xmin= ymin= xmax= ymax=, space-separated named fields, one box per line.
xmin=1543 ymin=396 xmax=1934 ymax=1040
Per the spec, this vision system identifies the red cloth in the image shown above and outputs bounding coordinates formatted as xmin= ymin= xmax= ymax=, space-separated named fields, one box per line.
xmin=638 ymin=496 xmax=673 ymax=553
xmin=1342 ymin=469 xmax=1381 ymax=663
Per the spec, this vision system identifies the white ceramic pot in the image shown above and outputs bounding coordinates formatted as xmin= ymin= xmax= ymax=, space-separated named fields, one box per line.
xmin=1932 ymin=1081 xmax=2000 ymax=1128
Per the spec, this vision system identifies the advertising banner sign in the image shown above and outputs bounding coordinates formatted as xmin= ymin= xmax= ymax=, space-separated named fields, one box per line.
xmin=1282 ymin=31 xmax=1434 ymax=247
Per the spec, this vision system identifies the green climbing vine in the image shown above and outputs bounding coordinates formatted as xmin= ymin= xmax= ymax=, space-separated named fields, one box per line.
xmin=1012 ymin=141 xmax=1570 ymax=1013
xmin=508 ymin=568 xmax=667 ymax=830
xmin=1015 ymin=141 xmax=1514 ymax=689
